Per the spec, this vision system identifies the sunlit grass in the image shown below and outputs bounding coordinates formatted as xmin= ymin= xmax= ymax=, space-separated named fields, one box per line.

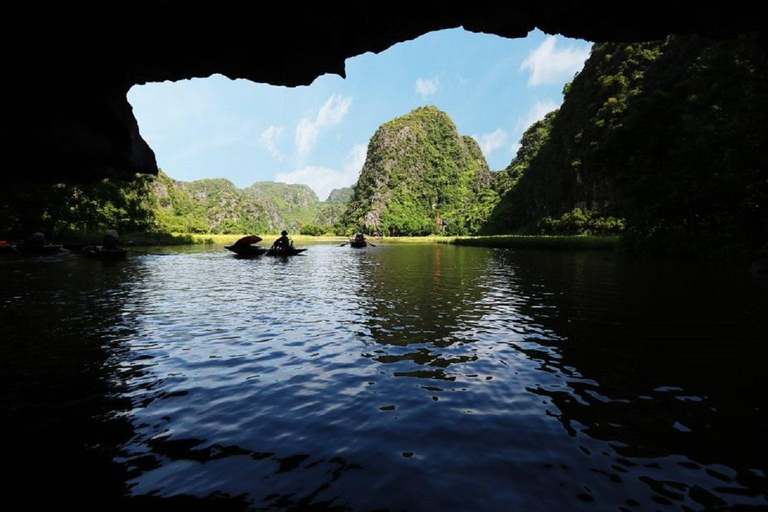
xmin=187 ymin=233 xmax=348 ymax=245
xmin=189 ymin=233 xmax=453 ymax=246
xmin=123 ymin=232 xmax=619 ymax=251
xmin=369 ymin=235 xmax=456 ymax=244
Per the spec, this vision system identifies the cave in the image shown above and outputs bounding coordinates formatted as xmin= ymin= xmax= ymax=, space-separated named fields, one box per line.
xmin=2 ymin=3 xmax=763 ymax=184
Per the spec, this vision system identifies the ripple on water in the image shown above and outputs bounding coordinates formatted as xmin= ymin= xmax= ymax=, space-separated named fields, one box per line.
xmin=2 ymin=244 xmax=766 ymax=510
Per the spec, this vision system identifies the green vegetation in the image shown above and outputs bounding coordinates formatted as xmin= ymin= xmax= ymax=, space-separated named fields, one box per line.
xmin=299 ymin=223 xmax=330 ymax=236
xmin=538 ymin=208 xmax=625 ymax=236
xmin=0 ymin=176 xmax=156 ymax=240
xmin=0 ymin=170 xmax=353 ymax=243
xmin=152 ymin=171 xmax=270 ymax=234
xmin=314 ymin=187 xmax=353 ymax=231
xmin=340 ymin=106 xmax=498 ymax=236
xmin=150 ymin=171 xmax=351 ymax=236
xmin=3 ymin=36 xmax=766 ymax=259
xmin=243 ymin=181 xmax=321 ymax=232
xmin=452 ymin=235 xmax=620 ymax=251
xmin=486 ymin=35 xmax=768 ymax=259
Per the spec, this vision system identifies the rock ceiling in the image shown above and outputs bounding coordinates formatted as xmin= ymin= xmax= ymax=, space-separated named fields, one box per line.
xmin=2 ymin=3 xmax=762 ymax=183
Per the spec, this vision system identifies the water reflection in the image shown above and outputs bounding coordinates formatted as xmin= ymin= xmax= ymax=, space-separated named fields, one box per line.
xmin=0 ymin=256 xmax=146 ymax=507
xmin=358 ymin=245 xmax=495 ymax=382
xmin=2 ymin=245 xmax=766 ymax=510
xmin=487 ymin=250 xmax=768 ymax=508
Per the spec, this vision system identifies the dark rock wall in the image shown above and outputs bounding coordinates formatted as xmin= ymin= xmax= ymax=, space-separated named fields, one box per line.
xmin=1 ymin=2 xmax=763 ymax=183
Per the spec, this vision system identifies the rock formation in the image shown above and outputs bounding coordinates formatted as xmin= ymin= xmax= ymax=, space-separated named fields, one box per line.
xmin=2 ymin=3 xmax=763 ymax=183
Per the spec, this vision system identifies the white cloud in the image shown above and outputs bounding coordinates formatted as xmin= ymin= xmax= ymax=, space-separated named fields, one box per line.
xmin=317 ymin=95 xmax=353 ymax=125
xmin=517 ymin=99 xmax=560 ymax=133
xmin=415 ymin=77 xmax=440 ymax=98
xmin=344 ymin=143 xmax=368 ymax=174
xmin=521 ymin=36 xmax=591 ymax=87
xmin=275 ymin=165 xmax=358 ymax=202
xmin=295 ymin=95 xmax=353 ymax=163
xmin=259 ymin=125 xmax=284 ymax=161
xmin=509 ymin=100 xmax=560 ymax=155
xmin=473 ymin=129 xmax=509 ymax=156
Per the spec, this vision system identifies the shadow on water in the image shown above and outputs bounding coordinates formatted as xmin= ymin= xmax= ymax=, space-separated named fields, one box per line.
xmin=485 ymin=250 xmax=768 ymax=507
xmin=351 ymin=246 xmax=768 ymax=509
xmin=2 ymin=245 xmax=767 ymax=510
xmin=1 ymin=256 xmax=140 ymax=507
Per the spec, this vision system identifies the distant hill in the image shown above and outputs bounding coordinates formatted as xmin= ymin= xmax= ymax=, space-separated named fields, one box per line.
xmin=326 ymin=187 xmax=353 ymax=205
xmin=149 ymin=171 xmax=351 ymax=234
xmin=340 ymin=106 xmax=498 ymax=236
xmin=315 ymin=187 xmax=353 ymax=228
xmin=243 ymin=181 xmax=322 ymax=233
xmin=151 ymin=171 xmax=270 ymax=234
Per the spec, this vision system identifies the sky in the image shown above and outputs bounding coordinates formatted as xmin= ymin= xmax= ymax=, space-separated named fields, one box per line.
xmin=127 ymin=28 xmax=592 ymax=201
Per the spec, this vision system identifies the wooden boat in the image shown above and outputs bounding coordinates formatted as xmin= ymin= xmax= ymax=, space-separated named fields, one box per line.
xmin=349 ymin=240 xmax=367 ymax=248
xmin=265 ymin=247 xmax=307 ymax=256
xmin=82 ymin=245 xmax=128 ymax=259
xmin=225 ymin=244 xmax=267 ymax=257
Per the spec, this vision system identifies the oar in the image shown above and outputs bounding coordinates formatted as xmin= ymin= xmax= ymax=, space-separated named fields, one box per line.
xmin=125 ymin=248 xmax=173 ymax=256
xmin=339 ymin=241 xmax=349 ymax=247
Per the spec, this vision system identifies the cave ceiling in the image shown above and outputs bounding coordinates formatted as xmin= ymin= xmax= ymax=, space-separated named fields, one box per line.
xmin=2 ymin=2 xmax=763 ymax=183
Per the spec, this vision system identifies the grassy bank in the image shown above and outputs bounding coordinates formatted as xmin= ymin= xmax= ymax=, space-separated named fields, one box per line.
xmin=73 ymin=232 xmax=619 ymax=251
xmin=450 ymin=235 xmax=620 ymax=251
xmin=187 ymin=233 xmax=348 ymax=246
xmin=371 ymin=235 xmax=456 ymax=245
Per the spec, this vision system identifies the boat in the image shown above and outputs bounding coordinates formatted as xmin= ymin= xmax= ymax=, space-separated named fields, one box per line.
xmin=82 ymin=245 xmax=128 ymax=259
xmin=265 ymin=247 xmax=307 ymax=256
xmin=225 ymin=244 xmax=267 ymax=257
xmin=346 ymin=233 xmax=373 ymax=248
xmin=225 ymin=235 xmax=266 ymax=257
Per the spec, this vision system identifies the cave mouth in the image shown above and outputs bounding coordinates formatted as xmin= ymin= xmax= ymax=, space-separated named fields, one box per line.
xmin=126 ymin=28 xmax=594 ymax=200
xmin=3 ymin=4 xmax=762 ymax=185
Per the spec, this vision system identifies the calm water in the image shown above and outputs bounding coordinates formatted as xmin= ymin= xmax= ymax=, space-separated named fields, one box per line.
xmin=2 ymin=243 xmax=767 ymax=510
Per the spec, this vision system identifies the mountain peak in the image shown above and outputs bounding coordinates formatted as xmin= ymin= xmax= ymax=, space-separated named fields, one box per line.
xmin=341 ymin=108 xmax=496 ymax=236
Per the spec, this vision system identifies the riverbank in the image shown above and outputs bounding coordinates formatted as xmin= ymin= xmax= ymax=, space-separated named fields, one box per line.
xmin=449 ymin=235 xmax=620 ymax=250
xmin=133 ymin=233 xmax=622 ymax=250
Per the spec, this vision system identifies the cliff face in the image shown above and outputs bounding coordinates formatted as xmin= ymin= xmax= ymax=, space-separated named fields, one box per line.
xmin=150 ymin=172 xmax=270 ymax=234
xmin=487 ymin=35 xmax=768 ymax=257
xmin=342 ymin=106 xmax=496 ymax=235
xmin=149 ymin=172 xmax=347 ymax=234
xmin=243 ymin=182 xmax=322 ymax=233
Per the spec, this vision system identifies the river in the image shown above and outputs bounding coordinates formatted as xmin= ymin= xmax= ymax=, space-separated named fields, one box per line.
xmin=2 ymin=243 xmax=766 ymax=510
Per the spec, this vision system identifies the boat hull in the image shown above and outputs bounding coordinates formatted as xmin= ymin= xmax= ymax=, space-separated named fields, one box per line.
xmin=266 ymin=248 xmax=307 ymax=256
xmin=225 ymin=245 xmax=267 ymax=257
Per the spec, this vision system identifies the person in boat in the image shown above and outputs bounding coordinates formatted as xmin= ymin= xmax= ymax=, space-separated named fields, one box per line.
xmin=353 ymin=233 xmax=366 ymax=244
xmin=26 ymin=231 xmax=48 ymax=247
xmin=272 ymin=230 xmax=292 ymax=251
xmin=102 ymin=229 xmax=120 ymax=250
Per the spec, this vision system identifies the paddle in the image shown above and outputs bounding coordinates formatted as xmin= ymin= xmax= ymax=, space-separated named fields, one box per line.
xmin=125 ymin=248 xmax=173 ymax=256
xmin=339 ymin=242 xmax=349 ymax=247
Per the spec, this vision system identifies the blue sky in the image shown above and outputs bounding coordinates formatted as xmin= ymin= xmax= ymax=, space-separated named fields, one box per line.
xmin=127 ymin=28 xmax=592 ymax=201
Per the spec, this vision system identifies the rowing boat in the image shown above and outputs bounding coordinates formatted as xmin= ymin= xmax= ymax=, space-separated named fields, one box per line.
xmin=265 ymin=247 xmax=307 ymax=256
xmin=225 ymin=245 xmax=267 ymax=257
